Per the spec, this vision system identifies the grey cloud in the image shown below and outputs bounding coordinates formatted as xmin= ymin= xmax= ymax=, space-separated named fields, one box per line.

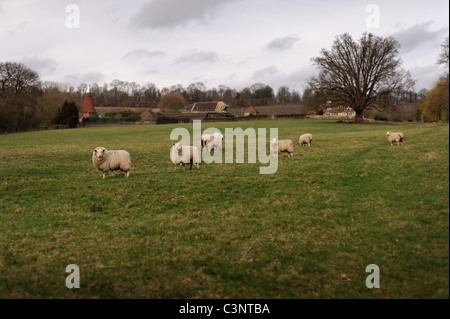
xmin=20 ymin=57 xmax=57 ymax=75
xmin=252 ymin=65 xmax=279 ymax=79
xmin=409 ymin=64 xmax=441 ymax=90
xmin=265 ymin=36 xmax=300 ymax=51
xmin=8 ymin=21 xmax=28 ymax=37
xmin=287 ymin=66 xmax=317 ymax=85
xmin=122 ymin=49 xmax=166 ymax=60
xmin=175 ymin=50 xmax=219 ymax=64
xmin=131 ymin=0 xmax=232 ymax=29
xmin=63 ymin=72 xmax=104 ymax=86
xmin=391 ymin=21 xmax=447 ymax=53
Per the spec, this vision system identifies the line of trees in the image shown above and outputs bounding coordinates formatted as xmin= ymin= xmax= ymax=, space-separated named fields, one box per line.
xmin=1 ymin=34 xmax=448 ymax=132
xmin=68 ymin=81 xmax=303 ymax=109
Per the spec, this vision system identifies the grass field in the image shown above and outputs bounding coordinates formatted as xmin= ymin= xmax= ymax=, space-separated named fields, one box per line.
xmin=0 ymin=119 xmax=448 ymax=299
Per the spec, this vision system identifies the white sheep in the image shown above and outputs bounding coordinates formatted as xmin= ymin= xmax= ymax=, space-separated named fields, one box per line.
xmin=92 ymin=147 xmax=132 ymax=179
xmin=386 ymin=131 xmax=404 ymax=146
xmin=170 ymin=142 xmax=200 ymax=170
xmin=201 ymin=134 xmax=212 ymax=147
xmin=204 ymin=132 xmax=224 ymax=152
xmin=270 ymin=138 xmax=294 ymax=158
xmin=299 ymin=133 xmax=313 ymax=147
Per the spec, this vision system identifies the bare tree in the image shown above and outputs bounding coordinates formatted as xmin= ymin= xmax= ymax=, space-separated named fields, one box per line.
xmin=276 ymin=86 xmax=292 ymax=104
xmin=0 ymin=62 xmax=40 ymax=97
xmin=437 ymin=36 xmax=449 ymax=80
xmin=310 ymin=33 xmax=415 ymax=123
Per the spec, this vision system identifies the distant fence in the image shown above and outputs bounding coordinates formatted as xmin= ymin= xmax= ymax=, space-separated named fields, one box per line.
xmin=156 ymin=113 xmax=306 ymax=124
xmin=79 ymin=121 xmax=154 ymax=127
xmin=77 ymin=113 xmax=308 ymax=127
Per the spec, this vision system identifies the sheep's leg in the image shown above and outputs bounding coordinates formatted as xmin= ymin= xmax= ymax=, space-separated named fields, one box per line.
xmin=196 ymin=163 xmax=199 ymax=169
xmin=102 ymin=172 xmax=106 ymax=179
xmin=125 ymin=171 xmax=130 ymax=178
xmin=190 ymin=162 xmax=193 ymax=170
xmin=182 ymin=163 xmax=186 ymax=170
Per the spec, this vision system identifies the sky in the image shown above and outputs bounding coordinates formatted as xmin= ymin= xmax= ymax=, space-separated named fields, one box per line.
xmin=0 ymin=0 xmax=448 ymax=93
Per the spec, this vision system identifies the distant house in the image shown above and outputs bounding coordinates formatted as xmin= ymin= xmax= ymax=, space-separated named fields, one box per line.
xmin=243 ymin=106 xmax=259 ymax=116
xmin=319 ymin=100 xmax=355 ymax=118
xmin=321 ymin=106 xmax=355 ymax=117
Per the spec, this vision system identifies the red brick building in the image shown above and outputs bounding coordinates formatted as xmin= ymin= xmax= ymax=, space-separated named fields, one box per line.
xmin=79 ymin=87 xmax=97 ymax=122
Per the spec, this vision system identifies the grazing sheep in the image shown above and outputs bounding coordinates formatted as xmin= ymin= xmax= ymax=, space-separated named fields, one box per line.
xmin=92 ymin=147 xmax=132 ymax=179
xmin=270 ymin=138 xmax=294 ymax=158
xmin=299 ymin=133 xmax=313 ymax=147
xmin=201 ymin=134 xmax=212 ymax=147
xmin=204 ymin=132 xmax=224 ymax=152
xmin=386 ymin=131 xmax=404 ymax=146
xmin=170 ymin=142 xmax=200 ymax=170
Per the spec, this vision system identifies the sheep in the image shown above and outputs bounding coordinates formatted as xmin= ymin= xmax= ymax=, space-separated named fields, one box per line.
xmin=201 ymin=134 xmax=212 ymax=147
xmin=270 ymin=138 xmax=294 ymax=158
xmin=204 ymin=132 xmax=224 ymax=152
xmin=299 ymin=133 xmax=313 ymax=147
xmin=170 ymin=142 xmax=200 ymax=170
xmin=92 ymin=147 xmax=132 ymax=179
xmin=386 ymin=131 xmax=404 ymax=146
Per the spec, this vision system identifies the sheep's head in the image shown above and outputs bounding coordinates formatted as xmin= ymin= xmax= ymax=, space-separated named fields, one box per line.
xmin=93 ymin=147 xmax=106 ymax=159
xmin=173 ymin=143 xmax=183 ymax=155
xmin=270 ymin=138 xmax=278 ymax=145
xmin=386 ymin=131 xmax=391 ymax=137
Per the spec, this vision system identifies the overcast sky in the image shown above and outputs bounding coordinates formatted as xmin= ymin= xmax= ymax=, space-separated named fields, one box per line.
xmin=1 ymin=0 xmax=448 ymax=93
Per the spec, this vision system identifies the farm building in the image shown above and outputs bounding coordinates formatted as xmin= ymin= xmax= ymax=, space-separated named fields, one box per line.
xmin=168 ymin=101 xmax=235 ymax=120
xmin=187 ymin=101 xmax=229 ymax=113
xmin=139 ymin=109 xmax=154 ymax=123
xmin=79 ymin=87 xmax=97 ymax=122
xmin=243 ymin=106 xmax=259 ymax=116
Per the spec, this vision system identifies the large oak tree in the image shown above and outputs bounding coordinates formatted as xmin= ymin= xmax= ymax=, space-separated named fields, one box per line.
xmin=310 ymin=33 xmax=415 ymax=123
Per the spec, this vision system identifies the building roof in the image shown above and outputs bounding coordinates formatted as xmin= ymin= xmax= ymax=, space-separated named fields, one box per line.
xmin=139 ymin=109 xmax=153 ymax=121
xmin=322 ymin=106 xmax=355 ymax=113
xmin=188 ymin=101 xmax=229 ymax=112
xmin=244 ymin=106 xmax=259 ymax=114
xmin=80 ymin=92 xmax=97 ymax=115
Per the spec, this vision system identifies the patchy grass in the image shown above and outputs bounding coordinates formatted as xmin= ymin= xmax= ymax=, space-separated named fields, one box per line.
xmin=0 ymin=120 xmax=448 ymax=298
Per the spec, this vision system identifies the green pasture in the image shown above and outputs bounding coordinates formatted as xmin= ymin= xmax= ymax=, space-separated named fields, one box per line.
xmin=0 ymin=119 xmax=448 ymax=298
